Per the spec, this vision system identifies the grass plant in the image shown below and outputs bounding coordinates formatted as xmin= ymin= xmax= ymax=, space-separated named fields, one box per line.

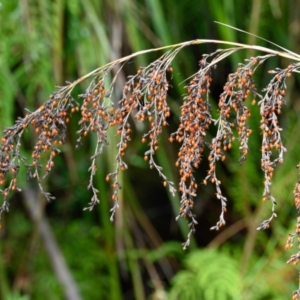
xmin=1 ymin=24 xmax=300 ymax=297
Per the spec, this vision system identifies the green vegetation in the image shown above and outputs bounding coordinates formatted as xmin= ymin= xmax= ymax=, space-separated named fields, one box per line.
xmin=1 ymin=1 xmax=300 ymax=299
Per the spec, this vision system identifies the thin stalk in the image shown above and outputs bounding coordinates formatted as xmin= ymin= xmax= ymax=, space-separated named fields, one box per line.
xmin=123 ymin=218 xmax=146 ymax=300
xmin=101 ymin=118 xmax=145 ymax=299
xmin=247 ymin=0 xmax=262 ymax=57
xmin=60 ymin=39 xmax=300 ymax=97
xmin=0 ymin=241 xmax=10 ymax=299
xmin=105 ymin=59 xmax=148 ymax=295
xmin=96 ymin=157 xmax=122 ymax=300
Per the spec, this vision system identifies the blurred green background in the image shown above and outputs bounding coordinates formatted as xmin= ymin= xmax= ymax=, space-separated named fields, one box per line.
xmin=1 ymin=0 xmax=300 ymax=299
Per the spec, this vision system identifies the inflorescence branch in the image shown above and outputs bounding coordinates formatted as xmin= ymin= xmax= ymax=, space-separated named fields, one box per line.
xmin=1 ymin=43 xmax=300 ymax=282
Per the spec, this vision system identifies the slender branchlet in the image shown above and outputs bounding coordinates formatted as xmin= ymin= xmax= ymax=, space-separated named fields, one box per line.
xmin=286 ymin=173 xmax=300 ymax=298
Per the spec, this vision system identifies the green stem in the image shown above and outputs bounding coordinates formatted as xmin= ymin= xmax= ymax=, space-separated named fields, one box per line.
xmin=0 ymin=238 xmax=10 ymax=299
xmin=122 ymin=217 xmax=145 ymax=300
xmin=97 ymin=171 xmax=122 ymax=300
xmin=95 ymin=134 xmax=122 ymax=300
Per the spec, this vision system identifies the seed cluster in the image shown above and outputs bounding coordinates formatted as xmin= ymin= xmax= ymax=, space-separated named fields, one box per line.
xmin=106 ymin=52 xmax=178 ymax=218
xmin=134 ymin=59 xmax=174 ymax=191
xmin=204 ymin=56 xmax=269 ymax=230
xmin=0 ymin=93 xmax=78 ymax=215
xmin=218 ymin=58 xmax=259 ymax=162
xmin=76 ymin=76 xmax=114 ymax=212
xmin=1 ymin=43 xmax=300 ymax=278
xmin=256 ymin=64 xmax=294 ymax=230
xmin=170 ymin=57 xmax=213 ymax=247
